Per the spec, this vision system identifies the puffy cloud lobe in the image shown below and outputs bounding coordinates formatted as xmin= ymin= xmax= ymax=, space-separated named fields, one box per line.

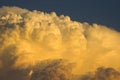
xmin=30 ymin=59 xmax=73 ymax=80
xmin=80 ymin=67 xmax=120 ymax=80
xmin=0 ymin=6 xmax=120 ymax=80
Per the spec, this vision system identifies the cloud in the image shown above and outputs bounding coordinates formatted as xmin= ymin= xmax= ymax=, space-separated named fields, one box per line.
xmin=0 ymin=6 xmax=120 ymax=80
xmin=80 ymin=67 xmax=120 ymax=80
xmin=30 ymin=59 xmax=73 ymax=80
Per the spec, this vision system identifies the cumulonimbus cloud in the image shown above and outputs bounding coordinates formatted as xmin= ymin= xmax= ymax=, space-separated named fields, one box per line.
xmin=0 ymin=6 xmax=120 ymax=80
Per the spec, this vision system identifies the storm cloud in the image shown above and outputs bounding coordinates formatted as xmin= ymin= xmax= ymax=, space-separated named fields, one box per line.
xmin=0 ymin=6 xmax=120 ymax=80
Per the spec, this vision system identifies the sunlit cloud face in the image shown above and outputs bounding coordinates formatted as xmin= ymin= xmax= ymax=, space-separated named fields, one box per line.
xmin=0 ymin=6 xmax=120 ymax=80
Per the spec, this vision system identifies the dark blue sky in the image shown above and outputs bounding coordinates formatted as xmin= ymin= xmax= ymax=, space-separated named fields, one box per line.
xmin=0 ymin=0 xmax=120 ymax=31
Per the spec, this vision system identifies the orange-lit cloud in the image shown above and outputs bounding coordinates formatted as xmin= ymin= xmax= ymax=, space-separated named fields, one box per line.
xmin=0 ymin=6 xmax=120 ymax=80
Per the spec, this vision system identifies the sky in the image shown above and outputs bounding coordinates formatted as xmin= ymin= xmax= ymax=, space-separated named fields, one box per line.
xmin=0 ymin=0 xmax=120 ymax=31
xmin=0 ymin=1 xmax=120 ymax=80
